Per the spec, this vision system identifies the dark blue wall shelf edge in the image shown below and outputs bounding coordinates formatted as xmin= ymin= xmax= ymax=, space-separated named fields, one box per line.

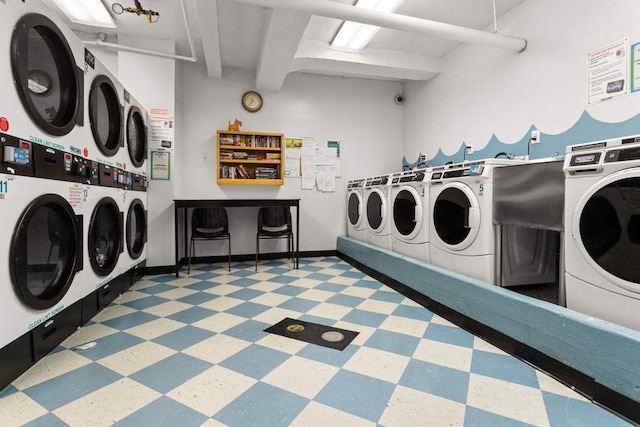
xmin=337 ymin=236 xmax=640 ymax=421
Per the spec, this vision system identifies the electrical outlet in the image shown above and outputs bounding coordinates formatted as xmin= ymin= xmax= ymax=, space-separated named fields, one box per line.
xmin=201 ymin=152 xmax=209 ymax=163
xmin=531 ymin=130 xmax=541 ymax=144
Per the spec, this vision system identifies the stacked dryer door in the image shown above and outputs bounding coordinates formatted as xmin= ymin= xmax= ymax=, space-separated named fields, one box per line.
xmin=564 ymin=136 xmax=640 ymax=331
xmin=364 ymin=174 xmax=392 ymax=250
xmin=346 ymin=178 xmax=366 ymax=242
xmin=390 ymin=169 xmax=430 ymax=263
xmin=124 ymin=92 xmax=148 ymax=179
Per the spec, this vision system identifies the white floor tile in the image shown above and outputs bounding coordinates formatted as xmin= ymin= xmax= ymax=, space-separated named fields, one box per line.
xmin=198 ymin=296 xmax=244 ymax=312
xmin=248 ymin=281 xmax=285 ymax=292
xmin=536 ymin=370 xmax=588 ymax=401
xmin=256 ymin=334 xmax=309 ymax=355
xmin=141 ymin=300 xmax=193 ymax=318
xmin=413 ymin=339 xmax=473 ymax=372
xmin=297 ymin=289 xmax=335 ymax=302
xmin=91 ymin=304 xmax=137 ymax=323
xmin=167 ymin=277 xmax=205 ymax=287
xmin=125 ymin=318 xmax=186 ymax=340
xmin=115 ymin=290 xmax=148 ymax=304
xmin=203 ymin=275 xmax=241 ymax=285
xmin=61 ymin=323 xmax=119 ymax=349
xmin=246 ymin=272 xmax=278 ymax=281
xmin=333 ymin=321 xmax=376 ymax=346
xmin=291 ymin=401 xmax=375 ymax=427
xmin=327 ymin=276 xmax=359 ymax=286
xmin=182 ymin=334 xmax=251 ymax=364
xmin=250 ymin=292 xmax=292 ymax=307
xmin=155 ymin=287 xmax=198 ymax=301
xmin=379 ymin=315 xmax=429 ymax=338
xmin=253 ymin=307 xmax=306 ymax=325
xmin=13 ymin=350 xmax=91 ymax=390
xmin=340 ymin=286 xmax=377 ymax=298
xmin=193 ymin=312 xmax=246 ymax=333
xmin=201 ymin=283 xmax=243 ymax=296
xmin=472 ymin=336 xmax=508 ymax=355
xmin=97 ymin=341 xmax=176 ymax=376
xmin=0 ymin=392 xmax=48 ymax=425
xmin=306 ymin=302 xmax=353 ymax=320
xmin=262 ymin=356 xmax=339 ymax=399
xmin=356 ymin=299 xmax=397 ymax=315
xmin=343 ymin=347 xmax=410 ymax=384
xmin=379 ymin=385 xmax=466 ymax=427
xmin=288 ymin=278 xmax=323 ymax=289
xmin=430 ymin=314 xmax=456 ymax=327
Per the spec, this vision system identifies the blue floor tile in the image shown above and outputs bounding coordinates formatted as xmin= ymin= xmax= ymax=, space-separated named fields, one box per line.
xmin=224 ymin=319 xmax=271 ymax=342
xmin=299 ymin=265 xmax=323 ymax=272
xmin=341 ymin=270 xmax=367 ymax=279
xmin=101 ymin=311 xmax=160 ymax=331
xmin=219 ymin=344 xmax=289 ymax=379
xmin=226 ymin=288 xmax=264 ymax=301
xmin=269 ymin=275 xmax=299 ymax=284
xmin=129 ymin=353 xmax=213 ymax=394
xmin=297 ymin=343 xmax=358 ymax=367
xmin=176 ymin=292 xmax=218 ymax=305
xmin=122 ymin=295 xmax=170 ymax=310
xmin=330 ymin=263 xmax=352 ymax=270
xmin=370 ymin=290 xmax=405 ymax=304
xmin=116 ymin=396 xmax=209 ymax=426
xmin=185 ymin=281 xmax=216 ymax=292
xmin=315 ymin=370 xmax=395 ymax=422
xmin=262 ymin=267 xmax=291 ymax=275
xmin=277 ymin=297 xmax=321 ymax=312
xmin=326 ymin=293 xmax=366 ymax=308
xmin=146 ymin=275 xmax=177 ymax=283
xmin=392 ymin=305 xmax=434 ymax=321
xmin=0 ymin=385 xmax=18 ymax=398
xmin=23 ymin=413 xmax=68 ymax=427
xmin=342 ymin=309 xmax=388 ymax=328
xmin=214 ymin=382 xmax=309 ymax=426
xmin=365 ymin=329 xmax=420 ymax=357
xmin=152 ymin=326 xmax=215 ymax=351
xmin=189 ymin=272 xmax=220 ymax=280
xmin=80 ymin=332 xmax=145 ymax=361
xmin=298 ymin=314 xmax=337 ymax=326
xmin=233 ymin=263 xmax=256 ymax=270
xmin=167 ymin=306 xmax=217 ymax=324
xmin=400 ymin=359 xmax=469 ymax=403
xmin=272 ymin=285 xmax=308 ymax=296
xmin=23 ymin=364 xmax=122 ymax=410
xmin=424 ymin=323 xmax=475 ymax=348
xmin=315 ymin=282 xmax=348 ymax=293
xmin=542 ymin=392 xmax=631 ymax=427
xmin=352 ymin=278 xmax=382 ymax=289
xmin=226 ymin=301 xmax=271 ymax=318
xmin=464 ymin=406 xmax=534 ymax=427
xmin=228 ymin=278 xmax=260 ymax=287
xmin=227 ymin=269 xmax=256 ymax=278
xmin=471 ymin=350 xmax=540 ymax=389
xmin=140 ymin=283 xmax=175 ymax=294
xmin=306 ymin=273 xmax=333 ymax=282
xmin=192 ymin=264 xmax=223 ymax=273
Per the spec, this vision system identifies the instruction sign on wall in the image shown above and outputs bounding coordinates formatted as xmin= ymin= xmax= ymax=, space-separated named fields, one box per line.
xmin=149 ymin=108 xmax=174 ymax=151
xmin=588 ymin=38 xmax=629 ymax=104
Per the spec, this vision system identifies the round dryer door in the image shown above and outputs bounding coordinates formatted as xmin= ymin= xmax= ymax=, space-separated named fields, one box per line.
xmin=573 ymin=169 xmax=640 ymax=293
xmin=126 ymin=199 xmax=147 ymax=259
xmin=89 ymin=197 xmax=123 ymax=276
xmin=127 ymin=107 xmax=147 ymax=168
xmin=11 ymin=14 xmax=81 ymax=136
xmin=433 ymin=183 xmax=480 ymax=250
xmin=366 ymin=188 xmax=387 ymax=233
xmin=10 ymin=194 xmax=81 ymax=310
xmin=348 ymin=191 xmax=364 ymax=228
xmin=393 ymin=186 xmax=423 ymax=240
xmin=90 ymin=75 xmax=123 ymax=157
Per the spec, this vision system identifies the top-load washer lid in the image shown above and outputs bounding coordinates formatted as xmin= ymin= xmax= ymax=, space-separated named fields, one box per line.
xmin=126 ymin=198 xmax=147 ymax=259
xmin=10 ymin=194 xmax=83 ymax=310
xmin=433 ymin=183 xmax=480 ymax=250
xmin=89 ymin=197 xmax=123 ymax=276
xmin=393 ymin=186 xmax=423 ymax=240
xmin=11 ymin=14 xmax=83 ymax=136
xmin=89 ymin=75 xmax=123 ymax=157
xmin=574 ymin=169 xmax=640 ymax=292
xmin=126 ymin=106 xmax=148 ymax=168
xmin=366 ymin=188 xmax=387 ymax=232
xmin=348 ymin=191 xmax=364 ymax=228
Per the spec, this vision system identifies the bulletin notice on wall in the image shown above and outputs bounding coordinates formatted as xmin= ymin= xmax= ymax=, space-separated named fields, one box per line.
xmin=299 ymin=138 xmax=341 ymax=191
xmin=285 ymin=137 xmax=302 ymax=177
xmin=587 ymin=38 xmax=629 ymax=104
xmin=149 ymin=108 xmax=174 ymax=151
xmin=632 ymin=42 xmax=640 ymax=93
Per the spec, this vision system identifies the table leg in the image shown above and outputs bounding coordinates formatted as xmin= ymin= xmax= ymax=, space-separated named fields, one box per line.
xmin=296 ymin=203 xmax=299 ymax=269
xmin=174 ymin=204 xmax=179 ymax=277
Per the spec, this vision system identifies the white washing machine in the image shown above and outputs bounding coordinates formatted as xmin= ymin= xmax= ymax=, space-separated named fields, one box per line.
xmin=122 ymin=188 xmax=147 ymax=291
xmin=390 ymin=168 xmax=431 ymax=263
xmin=346 ymin=178 xmax=366 ymax=242
xmin=564 ymin=135 xmax=640 ymax=331
xmin=124 ymin=92 xmax=149 ymax=178
xmin=83 ymin=49 xmax=125 ymax=170
xmin=364 ymin=174 xmax=392 ymax=250
xmin=0 ymin=0 xmax=84 ymax=154
xmin=429 ymin=160 xmax=522 ymax=283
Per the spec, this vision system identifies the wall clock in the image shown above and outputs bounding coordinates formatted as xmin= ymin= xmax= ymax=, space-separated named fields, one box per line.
xmin=242 ymin=90 xmax=263 ymax=112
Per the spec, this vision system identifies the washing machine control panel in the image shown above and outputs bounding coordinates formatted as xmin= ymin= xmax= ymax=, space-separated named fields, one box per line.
xmin=0 ymin=132 xmax=34 ymax=176
xmin=132 ymin=174 xmax=148 ymax=192
xmin=63 ymin=153 xmax=99 ymax=185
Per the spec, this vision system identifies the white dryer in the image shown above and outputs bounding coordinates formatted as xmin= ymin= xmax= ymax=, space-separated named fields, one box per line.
xmin=564 ymin=135 xmax=640 ymax=331
xmin=124 ymin=92 xmax=149 ymax=178
xmin=429 ymin=160 xmax=521 ymax=283
xmin=364 ymin=174 xmax=392 ymax=250
xmin=0 ymin=0 xmax=84 ymax=154
xmin=122 ymin=188 xmax=147 ymax=291
xmin=390 ymin=168 xmax=431 ymax=263
xmin=346 ymin=178 xmax=366 ymax=242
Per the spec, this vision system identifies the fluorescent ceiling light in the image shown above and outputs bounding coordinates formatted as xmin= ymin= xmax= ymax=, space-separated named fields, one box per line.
xmin=51 ymin=0 xmax=116 ymax=28
xmin=331 ymin=0 xmax=405 ymax=51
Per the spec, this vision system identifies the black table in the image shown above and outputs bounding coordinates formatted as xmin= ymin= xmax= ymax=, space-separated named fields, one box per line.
xmin=174 ymin=199 xmax=300 ymax=276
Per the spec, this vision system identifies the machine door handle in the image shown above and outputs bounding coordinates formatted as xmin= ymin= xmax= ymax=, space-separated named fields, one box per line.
xmin=466 ymin=207 xmax=480 ymax=229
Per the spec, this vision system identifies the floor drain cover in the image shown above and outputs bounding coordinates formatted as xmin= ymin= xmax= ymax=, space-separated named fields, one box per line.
xmin=265 ymin=318 xmax=359 ymax=351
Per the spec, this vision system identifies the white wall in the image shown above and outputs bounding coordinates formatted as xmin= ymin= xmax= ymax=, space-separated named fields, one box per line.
xmin=403 ymin=0 xmax=640 ymax=161
xmin=178 ymin=64 xmax=403 ymax=256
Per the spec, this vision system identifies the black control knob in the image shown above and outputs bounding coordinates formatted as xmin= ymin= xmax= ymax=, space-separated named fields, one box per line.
xmin=381 ymin=176 xmax=388 ymax=184
xmin=416 ymin=171 xmax=425 ymax=181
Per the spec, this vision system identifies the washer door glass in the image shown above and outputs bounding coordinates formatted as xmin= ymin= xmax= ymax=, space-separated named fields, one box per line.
xmin=126 ymin=199 xmax=146 ymax=259
xmin=579 ymin=177 xmax=640 ymax=285
xmin=127 ymin=107 xmax=147 ymax=168
xmin=348 ymin=192 xmax=362 ymax=226
xmin=89 ymin=197 xmax=122 ymax=276
xmin=90 ymin=75 xmax=122 ymax=157
xmin=434 ymin=186 xmax=473 ymax=245
xmin=367 ymin=190 xmax=384 ymax=231
xmin=11 ymin=14 xmax=80 ymax=136
xmin=394 ymin=188 xmax=420 ymax=237
xmin=10 ymin=194 xmax=80 ymax=310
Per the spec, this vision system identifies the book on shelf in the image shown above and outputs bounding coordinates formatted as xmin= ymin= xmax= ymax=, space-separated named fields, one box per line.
xmin=237 ymin=164 xmax=251 ymax=179
xmin=255 ymin=167 xmax=278 ymax=179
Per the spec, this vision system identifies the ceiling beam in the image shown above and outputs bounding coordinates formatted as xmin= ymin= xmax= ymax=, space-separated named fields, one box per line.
xmin=195 ymin=0 xmax=222 ymax=78
xmin=290 ymin=40 xmax=441 ymax=81
xmin=255 ymin=9 xmax=311 ymax=91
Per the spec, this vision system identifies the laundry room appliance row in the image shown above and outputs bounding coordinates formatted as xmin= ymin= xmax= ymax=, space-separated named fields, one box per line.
xmin=0 ymin=0 xmax=149 ymax=390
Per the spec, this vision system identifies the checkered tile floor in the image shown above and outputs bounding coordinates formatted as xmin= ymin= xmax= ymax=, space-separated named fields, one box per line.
xmin=0 ymin=257 xmax=630 ymax=426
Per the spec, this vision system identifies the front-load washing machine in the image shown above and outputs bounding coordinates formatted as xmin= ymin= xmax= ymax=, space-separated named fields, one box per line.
xmin=364 ymin=174 xmax=392 ymax=250
xmin=429 ymin=159 xmax=523 ymax=283
xmin=564 ymin=135 xmax=640 ymax=331
xmin=390 ymin=168 xmax=431 ymax=263
xmin=1 ymin=0 xmax=84 ymax=154
xmin=124 ymin=92 xmax=148 ymax=179
xmin=346 ymin=178 xmax=366 ymax=242
xmin=81 ymin=184 xmax=124 ymax=323
xmin=83 ymin=49 xmax=125 ymax=170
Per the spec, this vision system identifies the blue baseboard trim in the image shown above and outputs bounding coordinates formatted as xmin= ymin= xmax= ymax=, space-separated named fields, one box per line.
xmin=337 ymin=236 xmax=640 ymax=423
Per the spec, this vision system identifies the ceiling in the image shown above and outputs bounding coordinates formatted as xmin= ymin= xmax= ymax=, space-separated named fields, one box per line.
xmin=46 ymin=0 xmax=527 ymax=91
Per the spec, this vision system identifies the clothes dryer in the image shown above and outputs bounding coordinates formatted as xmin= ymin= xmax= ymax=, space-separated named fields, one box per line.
xmin=124 ymin=92 xmax=149 ymax=179
xmin=564 ymin=136 xmax=640 ymax=331
xmin=364 ymin=174 xmax=392 ymax=250
xmin=0 ymin=0 xmax=84 ymax=154
xmin=429 ymin=160 xmax=522 ymax=283
xmin=122 ymin=186 xmax=147 ymax=291
xmin=346 ymin=178 xmax=366 ymax=242
xmin=390 ymin=168 xmax=430 ymax=263
xmin=83 ymin=49 xmax=125 ymax=170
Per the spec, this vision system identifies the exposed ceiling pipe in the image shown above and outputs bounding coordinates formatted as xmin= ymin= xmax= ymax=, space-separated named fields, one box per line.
xmin=224 ymin=0 xmax=527 ymax=52
xmin=84 ymin=0 xmax=197 ymax=62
